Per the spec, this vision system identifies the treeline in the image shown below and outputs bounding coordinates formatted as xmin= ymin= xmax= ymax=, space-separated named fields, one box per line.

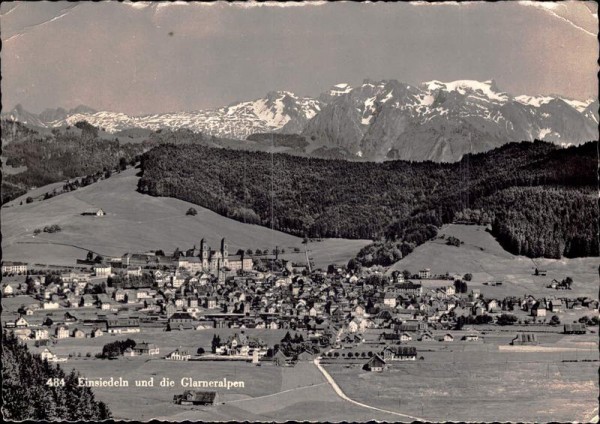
xmin=138 ymin=140 xmax=597 ymax=263
xmin=486 ymin=187 xmax=598 ymax=257
xmin=1 ymin=331 xmax=111 ymax=420
xmin=1 ymin=120 xmax=145 ymax=204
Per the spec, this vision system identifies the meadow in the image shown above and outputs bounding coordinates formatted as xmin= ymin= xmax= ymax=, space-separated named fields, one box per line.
xmin=1 ymin=168 xmax=370 ymax=269
xmin=325 ymin=339 xmax=599 ymax=422
xmin=387 ymin=224 xmax=599 ymax=298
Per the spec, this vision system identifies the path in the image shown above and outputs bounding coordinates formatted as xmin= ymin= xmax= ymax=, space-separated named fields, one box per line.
xmin=312 ymin=357 xmax=425 ymax=421
xmin=225 ymin=382 xmax=328 ymax=404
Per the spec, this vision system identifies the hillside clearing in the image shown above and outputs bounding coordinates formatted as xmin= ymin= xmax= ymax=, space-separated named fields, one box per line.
xmin=387 ymin=224 xmax=599 ymax=298
xmin=1 ymin=168 xmax=370 ymax=268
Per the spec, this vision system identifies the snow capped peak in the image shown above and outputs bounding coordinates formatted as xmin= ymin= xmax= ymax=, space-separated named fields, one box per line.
xmin=327 ymin=83 xmax=353 ymax=96
xmin=514 ymin=95 xmax=555 ymax=107
xmin=423 ymin=79 xmax=508 ymax=102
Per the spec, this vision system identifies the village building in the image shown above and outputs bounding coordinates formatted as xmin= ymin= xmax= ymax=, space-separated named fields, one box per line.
xmin=364 ymin=354 xmax=387 ymax=372
xmin=173 ymin=391 xmax=218 ymax=406
xmin=2 ymin=261 xmax=28 ymax=274
xmin=55 ymin=326 xmax=69 ymax=339
xmin=134 ymin=342 xmax=160 ymax=355
xmin=165 ymin=348 xmax=191 ymax=361
xmin=82 ymin=208 xmax=105 ymax=216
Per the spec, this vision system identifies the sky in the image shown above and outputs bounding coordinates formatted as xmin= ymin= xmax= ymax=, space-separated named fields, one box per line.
xmin=1 ymin=0 xmax=598 ymax=115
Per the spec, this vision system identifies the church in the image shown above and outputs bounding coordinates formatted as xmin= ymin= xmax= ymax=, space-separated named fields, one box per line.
xmin=176 ymin=238 xmax=252 ymax=273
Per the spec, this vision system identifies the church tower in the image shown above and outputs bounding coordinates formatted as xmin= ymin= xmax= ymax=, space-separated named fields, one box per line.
xmin=200 ymin=238 xmax=209 ymax=270
xmin=221 ymin=238 xmax=229 ymax=269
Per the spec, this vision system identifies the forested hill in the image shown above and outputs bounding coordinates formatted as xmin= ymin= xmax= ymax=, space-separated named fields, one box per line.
xmin=138 ymin=140 xmax=598 ymax=262
xmin=1 ymin=332 xmax=111 ymax=420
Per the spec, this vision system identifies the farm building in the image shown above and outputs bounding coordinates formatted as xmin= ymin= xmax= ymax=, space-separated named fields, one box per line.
xmin=82 ymin=208 xmax=105 ymax=216
xmin=173 ymin=391 xmax=218 ymax=406
xmin=462 ymin=334 xmax=480 ymax=342
xmin=364 ymin=354 xmax=387 ymax=372
xmin=165 ymin=348 xmax=191 ymax=361
xmin=382 ymin=346 xmax=417 ymax=361
xmin=510 ymin=333 xmax=538 ymax=345
xmin=272 ymin=350 xmax=290 ymax=366
xmin=563 ymin=323 xmax=586 ymax=334
xmin=134 ymin=342 xmax=160 ymax=355
xmin=295 ymin=350 xmax=315 ymax=361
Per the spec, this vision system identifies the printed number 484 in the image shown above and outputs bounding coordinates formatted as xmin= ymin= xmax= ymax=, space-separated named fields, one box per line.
xmin=46 ymin=378 xmax=65 ymax=387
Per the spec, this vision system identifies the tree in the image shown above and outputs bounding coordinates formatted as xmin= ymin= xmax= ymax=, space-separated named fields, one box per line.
xmin=402 ymin=269 xmax=411 ymax=280
xmin=26 ymin=197 xmax=33 ymax=204
xmin=33 ymin=229 xmax=41 ymax=235
xmin=197 ymin=347 xmax=205 ymax=355
xmin=246 ymin=248 xmax=253 ymax=255
xmin=86 ymin=251 xmax=94 ymax=262
xmin=549 ymin=315 xmax=560 ymax=326
xmin=186 ymin=207 xmax=198 ymax=216
xmin=463 ymin=273 xmax=472 ymax=282
xmin=211 ymin=334 xmax=221 ymax=353
xmin=118 ymin=157 xmax=128 ymax=171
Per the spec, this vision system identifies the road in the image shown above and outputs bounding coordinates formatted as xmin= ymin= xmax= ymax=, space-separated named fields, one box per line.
xmin=312 ymin=357 xmax=425 ymax=421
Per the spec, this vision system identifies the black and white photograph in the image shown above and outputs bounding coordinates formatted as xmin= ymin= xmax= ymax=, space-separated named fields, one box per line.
xmin=1 ymin=0 xmax=598 ymax=422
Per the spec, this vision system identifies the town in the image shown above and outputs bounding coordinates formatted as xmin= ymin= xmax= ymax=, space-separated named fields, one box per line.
xmin=3 ymin=233 xmax=598 ymax=360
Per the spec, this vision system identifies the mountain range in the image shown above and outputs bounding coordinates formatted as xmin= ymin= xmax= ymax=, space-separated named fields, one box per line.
xmin=3 ymin=79 xmax=598 ymax=162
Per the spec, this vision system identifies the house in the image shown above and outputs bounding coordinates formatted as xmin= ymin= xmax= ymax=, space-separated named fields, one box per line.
xmin=41 ymin=348 xmax=57 ymax=361
xmin=419 ymin=269 xmax=431 ymax=279
xmin=80 ymin=294 xmax=95 ymax=307
xmin=165 ymin=348 xmax=191 ymax=361
xmin=123 ymin=347 xmax=137 ymax=357
xmin=33 ymin=328 xmax=49 ymax=340
xmin=272 ymin=349 xmax=290 ymax=366
xmin=72 ymin=328 xmax=86 ymax=338
xmin=531 ymin=303 xmax=547 ymax=318
xmin=94 ymin=265 xmax=112 ymax=277
xmin=15 ymin=316 xmax=29 ymax=328
xmin=134 ymin=342 xmax=160 ymax=355
xmin=55 ymin=326 xmax=69 ymax=339
xmin=2 ymin=284 xmax=14 ymax=296
xmin=399 ymin=332 xmax=413 ymax=342
xmin=462 ymin=334 xmax=479 ymax=342
xmin=82 ymin=208 xmax=105 ymax=216
xmin=169 ymin=312 xmax=195 ymax=328
xmin=295 ymin=350 xmax=315 ymax=362
xmin=363 ymin=354 xmax=387 ymax=372
xmin=383 ymin=293 xmax=397 ymax=308
xmin=382 ymin=346 xmax=417 ymax=361
xmin=91 ymin=328 xmax=104 ymax=338
xmin=549 ymin=299 xmax=563 ymax=313
xmin=173 ymin=391 xmax=218 ymax=406
xmin=441 ymin=333 xmax=454 ymax=342
xmin=396 ymin=282 xmax=423 ymax=296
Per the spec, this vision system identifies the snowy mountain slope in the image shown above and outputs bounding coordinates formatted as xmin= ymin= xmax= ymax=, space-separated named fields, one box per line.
xmin=3 ymin=79 xmax=597 ymax=162
xmin=2 ymin=91 xmax=323 ymax=140
xmin=303 ymin=79 xmax=598 ymax=161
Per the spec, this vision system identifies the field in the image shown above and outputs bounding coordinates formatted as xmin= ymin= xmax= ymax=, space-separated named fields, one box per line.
xmin=23 ymin=335 xmax=404 ymax=421
xmin=1 ymin=168 xmax=370 ymax=269
xmin=324 ymin=336 xmax=599 ymax=422
xmin=387 ymin=224 xmax=599 ymax=298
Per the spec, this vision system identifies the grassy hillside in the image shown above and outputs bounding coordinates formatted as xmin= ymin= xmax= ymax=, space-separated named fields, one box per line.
xmin=1 ymin=168 xmax=370 ymax=268
xmin=387 ymin=224 xmax=599 ymax=298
